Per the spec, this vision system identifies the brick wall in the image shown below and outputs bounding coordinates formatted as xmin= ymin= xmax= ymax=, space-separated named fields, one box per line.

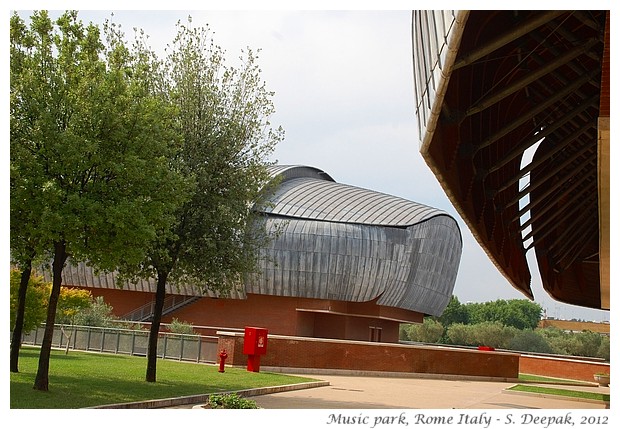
xmin=84 ymin=288 xmax=420 ymax=342
xmin=218 ymin=332 xmax=519 ymax=379
xmin=520 ymin=354 xmax=610 ymax=382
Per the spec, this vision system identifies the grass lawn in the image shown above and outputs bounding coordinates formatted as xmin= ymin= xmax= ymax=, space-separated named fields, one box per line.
xmin=10 ymin=346 xmax=317 ymax=409
xmin=508 ymin=384 xmax=610 ymax=403
xmin=518 ymin=373 xmax=592 ymax=384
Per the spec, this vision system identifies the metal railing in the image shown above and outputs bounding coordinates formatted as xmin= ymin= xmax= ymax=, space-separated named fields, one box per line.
xmin=21 ymin=324 xmax=219 ymax=363
xmin=121 ymin=295 xmax=202 ymax=322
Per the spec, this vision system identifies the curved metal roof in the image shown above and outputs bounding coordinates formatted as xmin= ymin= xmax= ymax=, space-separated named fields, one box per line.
xmin=264 ymin=165 xmax=451 ymax=228
xmin=266 ymin=164 xmax=336 ymax=183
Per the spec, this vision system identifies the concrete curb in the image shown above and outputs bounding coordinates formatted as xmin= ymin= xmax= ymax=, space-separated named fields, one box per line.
xmin=88 ymin=381 xmax=330 ymax=409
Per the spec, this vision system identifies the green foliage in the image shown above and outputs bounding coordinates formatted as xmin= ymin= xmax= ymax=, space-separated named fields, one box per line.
xmin=445 ymin=321 xmax=517 ymax=349
xmin=10 ymin=269 xmax=48 ymax=334
xmin=471 ymin=321 xmax=518 ymax=349
xmin=10 ymin=11 xmax=188 ymax=271
xmin=402 ymin=318 xmax=444 ymax=343
xmin=436 ymin=295 xmax=469 ymax=327
xmin=11 ymin=10 xmax=191 ymax=389
xmin=167 ymin=318 xmax=196 ymax=335
xmin=445 ymin=323 xmax=475 ymax=346
xmin=55 ymin=287 xmax=92 ymax=324
xmin=207 ymin=393 xmax=259 ymax=409
xmin=72 ymin=296 xmax=118 ymax=327
xmin=574 ymin=330 xmax=603 ymax=357
xmin=508 ymin=329 xmax=553 ymax=354
xmin=596 ymin=336 xmax=610 ymax=361
xmin=440 ymin=322 xmax=609 ymax=360
xmin=136 ymin=18 xmax=284 ymax=293
xmin=466 ymin=299 xmax=542 ymax=330
xmin=537 ymin=327 xmax=609 ymax=359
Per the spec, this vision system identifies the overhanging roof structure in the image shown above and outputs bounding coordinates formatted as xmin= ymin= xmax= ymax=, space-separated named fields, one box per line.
xmin=412 ymin=11 xmax=610 ymax=310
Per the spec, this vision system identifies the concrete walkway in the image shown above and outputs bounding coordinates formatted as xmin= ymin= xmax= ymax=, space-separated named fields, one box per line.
xmin=166 ymin=371 xmax=609 ymax=410
xmin=248 ymin=373 xmax=609 ymax=409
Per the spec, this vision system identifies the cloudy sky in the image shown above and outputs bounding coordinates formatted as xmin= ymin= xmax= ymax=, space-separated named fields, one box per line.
xmin=10 ymin=6 xmax=612 ymax=322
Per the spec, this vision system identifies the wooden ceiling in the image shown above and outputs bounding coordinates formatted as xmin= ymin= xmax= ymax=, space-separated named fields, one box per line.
xmin=421 ymin=11 xmax=609 ymax=309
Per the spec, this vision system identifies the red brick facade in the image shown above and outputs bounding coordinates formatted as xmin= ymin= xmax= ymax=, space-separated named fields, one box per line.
xmin=519 ymin=354 xmax=610 ymax=383
xmin=219 ymin=332 xmax=520 ymax=379
xmin=83 ymin=287 xmax=423 ymax=343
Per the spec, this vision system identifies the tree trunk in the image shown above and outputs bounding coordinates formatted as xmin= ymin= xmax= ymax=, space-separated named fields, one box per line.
xmin=145 ymin=270 xmax=168 ymax=383
xmin=10 ymin=261 xmax=33 ymax=373
xmin=33 ymin=241 xmax=68 ymax=391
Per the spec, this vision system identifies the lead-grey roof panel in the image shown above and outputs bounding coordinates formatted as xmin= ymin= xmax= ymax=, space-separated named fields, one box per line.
xmin=262 ymin=176 xmax=448 ymax=228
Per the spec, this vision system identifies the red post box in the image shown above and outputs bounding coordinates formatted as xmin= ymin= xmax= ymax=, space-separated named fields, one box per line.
xmin=243 ymin=327 xmax=268 ymax=372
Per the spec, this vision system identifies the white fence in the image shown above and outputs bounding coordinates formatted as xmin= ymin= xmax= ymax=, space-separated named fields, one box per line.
xmin=21 ymin=324 xmax=219 ymax=363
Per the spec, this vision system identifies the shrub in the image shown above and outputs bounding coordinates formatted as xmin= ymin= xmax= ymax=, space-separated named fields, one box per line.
xmin=509 ymin=330 xmax=553 ymax=353
xmin=546 ymin=333 xmax=582 ymax=356
xmin=207 ymin=393 xmax=259 ymax=409
xmin=574 ymin=330 xmax=602 ymax=357
xmin=471 ymin=321 xmax=518 ymax=349
xmin=596 ymin=336 xmax=610 ymax=361
xmin=403 ymin=318 xmax=444 ymax=343
xmin=167 ymin=318 xmax=196 ymax=335
xmin=73 ymin=296 xmax=117 ymax=327
xmin=445 ymin=323 xmax=474 ymax=346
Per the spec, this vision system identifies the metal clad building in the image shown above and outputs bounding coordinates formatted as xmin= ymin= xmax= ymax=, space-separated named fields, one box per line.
xmin=249 ymin=165 xmax=462 ymax=317
xmin=52 ymin=164 xmax=462 ymax=342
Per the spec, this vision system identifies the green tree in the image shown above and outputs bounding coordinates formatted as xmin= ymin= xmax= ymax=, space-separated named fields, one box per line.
xmin=123 ymin=18 xmax=283 ymax=383
xmin=436 ymin=295 xmax=469 ymax=327
xmin=596 ymin=336 xmax=610 ymax=361
xmin=573 ymin=330 xmax=603 ymax=358
xmin=73 ymin=296 xmax=118 ymax=327
xmin=465 ymin=299 xmax=542 ymax=330
xmin=403 ymin=318 xmax=444 ymax=343
xmin=471 ymin=321 xmax=518 ymax=349
xmin=9 ymin=10 xmax=52 ymax=373
xmin=55 ymin=288 xmax=92 ymax=325
xmin=509 ymin=329 xmax=553 ymax=354
xmin=445 ymin=323 xmax=474 ymax=346
xmin=10 ymin=11 xmax=188 ymax=391
xmin=9 ymin=269 xmax=49 ymax=336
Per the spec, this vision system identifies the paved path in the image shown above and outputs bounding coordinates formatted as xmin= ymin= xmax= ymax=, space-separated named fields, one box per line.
xmin=171 ymin=372 xmax=609 ymax=410
xmin=249 ymin=374 xmax=609 ymax=409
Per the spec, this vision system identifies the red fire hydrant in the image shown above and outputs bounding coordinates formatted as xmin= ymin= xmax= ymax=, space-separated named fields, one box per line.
xmin=218 ymin=349 xmax=228 ymax=373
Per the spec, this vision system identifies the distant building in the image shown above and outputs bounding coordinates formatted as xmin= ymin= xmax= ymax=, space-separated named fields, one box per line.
xmin=538 ymin=319 xmax=610 ymax=336
xmin=56 ymin=165 xmax=462 ymax=343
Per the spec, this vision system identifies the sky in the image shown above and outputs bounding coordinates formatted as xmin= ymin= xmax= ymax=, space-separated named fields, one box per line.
xmin=7 ymin=4 xmax=613 ymax=323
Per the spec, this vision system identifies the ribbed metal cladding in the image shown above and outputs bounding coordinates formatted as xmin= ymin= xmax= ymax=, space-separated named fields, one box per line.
xmin=45 ymin=263 xmax=246 ymax=299
xmin=264 ymin=177 xmax=446 ymax=227
xmin=247 ymin=165 xmax=463 ymax=316
xmin=247 ymin=215 xmax=461 ymax=316
xmin=48 ymin=165 xmax=462 ymax=317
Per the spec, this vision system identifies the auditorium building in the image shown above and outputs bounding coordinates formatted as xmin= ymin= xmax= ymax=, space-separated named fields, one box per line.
xmin=56 ymin=165 xmax=463 ymax=343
